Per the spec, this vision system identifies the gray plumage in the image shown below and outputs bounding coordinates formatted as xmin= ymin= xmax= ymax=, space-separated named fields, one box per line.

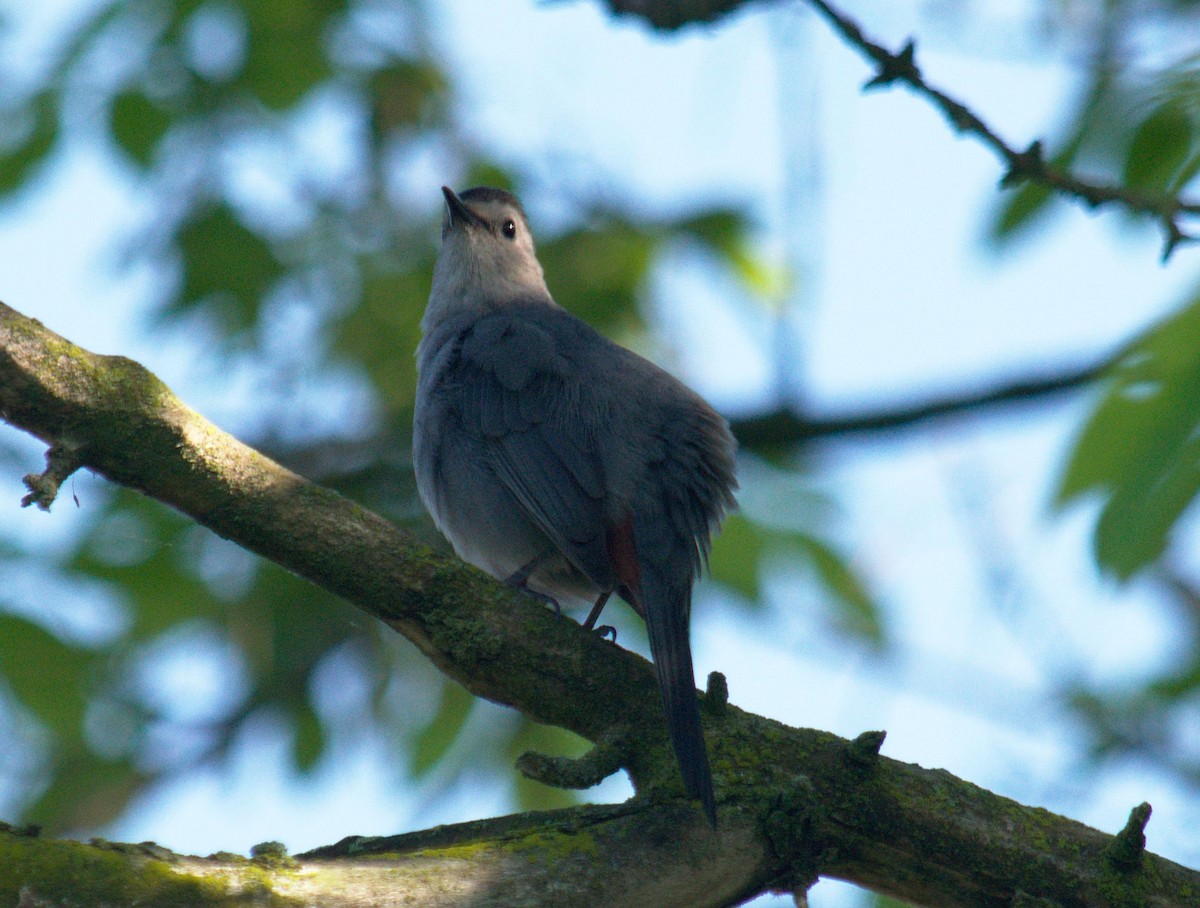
xmin=414 ymin=186 xmax=737 ymax=824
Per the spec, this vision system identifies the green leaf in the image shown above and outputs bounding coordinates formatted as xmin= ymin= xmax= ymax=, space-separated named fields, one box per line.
xmin=331 ymin=266 xmax=429 ymax=407
xmin=240 ymin=0 xmax=341 ymax=109
xmin=172 ymin=204 xmax=281 ymax=331
xmin=110 ymin=90 xmax=173 ymax=169
xmin=1056 ymin=289 xmax=1200 ymax=578
xmin=989 ymin=102 xmax=1089 ymax=245
xmin=0 ymin=93 xmax=58 ymax=198
xmin=709 ymin=515 xmax=881 ymax=643
xmin=369 ymin=59 xmax=448 ymax=135
xmin=462 ymin=161 xmax=517 ymax=194
xmin=0 ymin=614 xmax=93 ymax=739
xmin=253 ymin=567 xmax=358 ymax=688
xmin=1172 ymin=149 xmax=1200 ymax=195
xmin=1090 ymin=435 xmax=1200 ymax=577
xmin=991 ymin=179 xmax=1056 ymax=240
xmin=1122 ymin=102 xmax=1195 ymax=192
xmin=291 ymin=701 xmax=325 ymax=773
xmin=0 ymin=615 xmax=148 ymax=830
xmin=991 ymin=138 xmax=1082 ymax=242
xmin=678 ymin=208 xmax=747 ymax=262
xmin=795 ymin=534 xmax=883 ymax=645
xmin=24 ymin=746 xmax=147 ymax=830
xmin=411 ymin=679 xmax=474 ymax=776
xmin=679 ymin=207 xmax=786 ymax=299
xmin=539 ymin=221 xmax=653 ymax=333
xmin=707 ymin=514 xmax=765 ymax=601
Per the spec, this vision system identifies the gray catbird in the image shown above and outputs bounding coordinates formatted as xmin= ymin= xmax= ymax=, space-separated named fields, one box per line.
xmin=413 ymin=186 xmax=737 ymax=825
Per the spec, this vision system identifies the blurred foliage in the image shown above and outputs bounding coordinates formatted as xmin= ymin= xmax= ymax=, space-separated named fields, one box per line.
xmin=989 ymin=25 xmax=1200 ymax=244
xmin=0 ymin=0 xmax=874 ymax=835
xmin=710 ymin=514 xmax=882 ymax=646
xmin=1063 ymin=568 xmax=1200 ymax=782
xmin=985 ymin=1 xmax=1200 ymax=792
xmin=989 ymin=8 xmax=1200 ymax=582
xmin=1056 ymin=284 xmax=1200 ymax=579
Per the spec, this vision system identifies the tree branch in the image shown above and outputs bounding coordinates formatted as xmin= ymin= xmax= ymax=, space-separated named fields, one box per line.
xmin=803 ymin=0 xmax=1198 ymax=259
xmin=3 ymin=299 xmax=1198 ymax=905
xmin=603 ymin=0 xmax=1200 ymax=258
xmin=730 ymin=350 xmax=1114 ymax=450
xmin=0 ymin=809 xmax=768 ymax=907
xmin=597 ymin=0 xmax=759 ymax=30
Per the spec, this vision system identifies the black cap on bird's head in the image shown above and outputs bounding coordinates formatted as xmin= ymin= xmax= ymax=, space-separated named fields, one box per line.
xmin=431 ymin=186 xmax=548 ymax=309
xmin=441 ymin=186 xmax=529 ymax=240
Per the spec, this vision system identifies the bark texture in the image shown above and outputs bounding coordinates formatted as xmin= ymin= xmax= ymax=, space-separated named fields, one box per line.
xmin=3 ymin=300 xmax=1199 ymax=906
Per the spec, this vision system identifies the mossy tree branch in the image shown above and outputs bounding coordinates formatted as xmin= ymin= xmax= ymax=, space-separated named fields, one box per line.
xmin=2 ymin=299 xmax=1198 ymax=905
xmin=0 ymin=811 xmax=766 ymax=908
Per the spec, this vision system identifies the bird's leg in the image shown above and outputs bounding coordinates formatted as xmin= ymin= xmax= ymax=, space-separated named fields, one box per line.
xmin=504 ymin=551 xmax=560 ymax=614
xmin=584 ymin=592 xmax=616 ymax=640
xmin=582 ymin=591 xmax=610 ymax=628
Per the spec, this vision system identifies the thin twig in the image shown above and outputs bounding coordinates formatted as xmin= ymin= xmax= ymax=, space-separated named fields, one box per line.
xmin=731 ymin=349 xmax=1115 ymax=449
xmin=804 ymin=0 xmax=1199 ymax=259
xmin=603 ymin=0 xmax=1200 ymax=259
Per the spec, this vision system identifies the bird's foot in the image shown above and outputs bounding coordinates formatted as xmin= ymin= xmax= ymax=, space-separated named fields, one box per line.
xmin=503 ymin=576 xmax=561 ymax=615
xmin=502 ymin=554 xmax=561 ymax=614
xmin=528 ymin=589 xmax=562 ymax=616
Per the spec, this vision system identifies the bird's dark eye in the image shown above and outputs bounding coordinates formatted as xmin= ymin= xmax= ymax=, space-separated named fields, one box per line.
xmin=502 ymin=219 xmax=517 ymax=239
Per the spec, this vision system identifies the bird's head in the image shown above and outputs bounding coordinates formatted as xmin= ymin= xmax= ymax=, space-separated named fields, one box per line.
xmin=430 ymin=186 xmax=550 ymax=316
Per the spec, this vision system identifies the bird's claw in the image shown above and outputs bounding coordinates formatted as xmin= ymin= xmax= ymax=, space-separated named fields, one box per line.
xmin=503 ymin=554 xmax=561 ymax=613
xmin=510 ymin=583 xmax=560 ymax=615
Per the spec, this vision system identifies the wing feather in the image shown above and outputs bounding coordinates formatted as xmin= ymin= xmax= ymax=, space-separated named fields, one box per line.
xmin=448 ymin=305 xmax=614 ymax=587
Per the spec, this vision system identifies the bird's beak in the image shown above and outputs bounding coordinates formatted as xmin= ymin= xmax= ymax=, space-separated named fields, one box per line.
xmin=441 ymin=186 xmax=485 ymax=234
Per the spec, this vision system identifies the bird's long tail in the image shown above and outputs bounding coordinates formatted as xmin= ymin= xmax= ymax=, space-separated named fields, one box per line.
xmin=641 ymin=565 xmax=716 ymax=826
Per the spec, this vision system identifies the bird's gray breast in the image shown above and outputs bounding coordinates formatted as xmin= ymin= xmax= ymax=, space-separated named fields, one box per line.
xmin=412 ymin=308 xmax=613 ymax=603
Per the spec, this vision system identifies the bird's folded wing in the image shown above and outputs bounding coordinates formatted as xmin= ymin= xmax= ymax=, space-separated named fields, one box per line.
xmin=452 ymin=308 xmax=613 ymax=586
